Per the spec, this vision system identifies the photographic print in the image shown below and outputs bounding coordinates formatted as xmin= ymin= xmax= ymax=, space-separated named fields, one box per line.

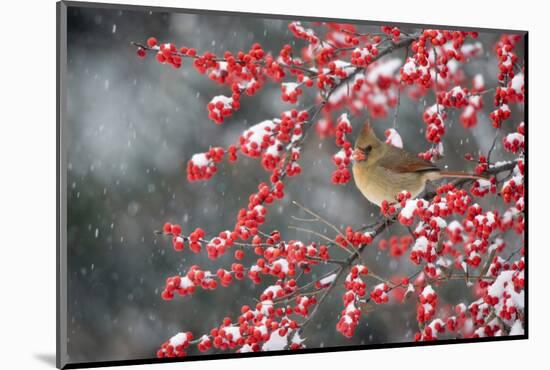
xmin=57 ymin=1 xmax=527 ymax=367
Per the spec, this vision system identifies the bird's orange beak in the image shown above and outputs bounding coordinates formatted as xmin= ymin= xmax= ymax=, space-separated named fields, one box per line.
xmin=352 ymin=148 xmax=367 ymax=162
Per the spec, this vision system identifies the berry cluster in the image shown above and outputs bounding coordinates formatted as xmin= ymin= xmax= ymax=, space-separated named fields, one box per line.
xmin=415 ymin=318 xmax=446 ymax=341
xmin=398 ymin=197 xmax=428 ymax=226
xmin=378 ymin=235 xmax=414 ymax=258
xmin=459 ymin=95 xmax=483 ymax=128
xmin=281 ymin=82 xmax=303 ymax=104
xmin=402 ymin=29 xmax=478 ymax=92
xmin=423 ymin=104 xmax=446 ymax=143
xmin=494 ymin=34 xmax=520 ymax=82
xmin=410 ymin=236 xmax=436 ymax=265
xmin=331 ymin=113 xmax=353 ymax=184
xmin=337 ymin=265 xmax=368 ymax=337
xmin=234 ymin=184 xmax=272 ymax=240
xmin=437 ymin=86 xmax=469 ymax=108
xmin=161 ymin=265 xmax=223 ymax=300
xmin=400 ymin=57 xmax=431 ymax=87
xmin=187 ymin=148 xmax=225 ymax=182
xmin=370 ymin=283 xmax=390 ymax=304
xmin=418 ymin=143 xmax=444 ymax=162
xmin=239 ymin=119 xmax=278 ymax=158
xmin=380 ymin=199 xmax=397 ymax=217
xmin=162 ymin=223 xmax=206 ymax=253
xmin=503 ymin=122 xmax=525 ymax=153
xmin=501 ymin=174 xmax=524 ymax=204
xmin=416 ymin=285 xmax=438 ymax=324
xmin=288 ymin=21 xmax=319 ymax=44
xmin=334 ymin=227 xmax=374 ymax=250
xmin=470 ymin=178 xmax=496 ymax=198
xmin=489 ymin=104 xmax=511 ymax=128
xmin=157 ymin=332 xmax=193 ymax=358
xmin=207 ymin=95 xmax=238 ymax=124
xmin=350 ymin=44 xmax=379 ymax=66
xmin=206 ymin=231 xmax=236 ymax=260
xmin=483 ymin=260 xmax=525 ymax=323
xmin=381 ymin=26 xmax=402 ymax=42
xmin=237 ymin=110 xmax=308 ymax=175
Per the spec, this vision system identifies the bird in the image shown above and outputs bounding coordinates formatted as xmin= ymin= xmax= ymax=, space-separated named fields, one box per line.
xmin=351 ymin=122 xmax=486 ymax=207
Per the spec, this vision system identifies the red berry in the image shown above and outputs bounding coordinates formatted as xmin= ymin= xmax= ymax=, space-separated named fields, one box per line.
xmin=171 ymin=224 xmax=182 ymax=235
xmin=234 ymin=249 xmax=245 ymax=260
xmin=136 ymin=47 xmax=146 ymax=58
xmin=147 ymin=37 xmax=158 ymax=48
xmin=156 ymin=52 xmax=166 ymax=63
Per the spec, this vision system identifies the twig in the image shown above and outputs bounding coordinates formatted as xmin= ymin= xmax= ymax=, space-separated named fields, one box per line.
xmin=300 ymin=266 xmax=345 ymax=328
xmin=287 ymin=225 xmax=353 ymax=255
xmin=393 ymin=47 xmax=408 ymax=128
xmin=505 ymin=247 xmax=523 ymax=263
xmin=487 ymin=129 xmax=500 ymax=164
xmin=291 ymin=215 xmax=321 ymax=223
xmin=480 ymin=249 xmax=497 ymax=277
xmin=291 ymin=200 xmax=343 ymax=237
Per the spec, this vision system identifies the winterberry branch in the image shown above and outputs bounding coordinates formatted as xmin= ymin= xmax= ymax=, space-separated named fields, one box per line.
xmin=136 ymin=25 xmax=524 ymax=355
xmin=131 ymin=41 xmax=318 ymax=76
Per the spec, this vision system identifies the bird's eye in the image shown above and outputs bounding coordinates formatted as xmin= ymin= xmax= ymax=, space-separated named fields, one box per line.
xmin=363 ymin=145 xmax=372 ymax=153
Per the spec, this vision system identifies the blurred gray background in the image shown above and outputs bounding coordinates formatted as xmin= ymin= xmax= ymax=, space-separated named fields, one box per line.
xmin=65 ymin=4 xmax=524 ymax=363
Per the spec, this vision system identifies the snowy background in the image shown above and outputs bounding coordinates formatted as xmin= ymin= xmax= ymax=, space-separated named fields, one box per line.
xmin=65 ymin=5 xmax=524 ymax=363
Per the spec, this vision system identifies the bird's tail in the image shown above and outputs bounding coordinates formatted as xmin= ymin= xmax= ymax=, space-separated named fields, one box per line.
xmin=437 ymin=171 xmax=489 ymax=181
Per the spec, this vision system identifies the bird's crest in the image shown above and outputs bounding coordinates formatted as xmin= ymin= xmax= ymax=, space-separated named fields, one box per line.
xmin=356 ymin=121 xmax=382 ymax=148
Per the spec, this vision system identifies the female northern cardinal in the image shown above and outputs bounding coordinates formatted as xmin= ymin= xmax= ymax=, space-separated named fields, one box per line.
xmin=352 ymin=123 xmax=486 ymax=207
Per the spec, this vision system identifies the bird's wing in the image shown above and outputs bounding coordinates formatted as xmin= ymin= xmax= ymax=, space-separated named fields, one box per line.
xmin=378 ymin=145 xmax=440 ymax=173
